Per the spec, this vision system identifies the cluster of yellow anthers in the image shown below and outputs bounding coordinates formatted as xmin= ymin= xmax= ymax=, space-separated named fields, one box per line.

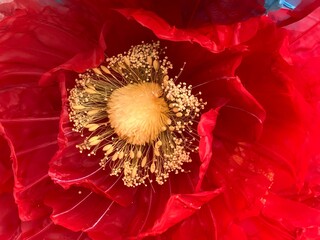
xmin=68 ymin=42 xmax=206 ymax=187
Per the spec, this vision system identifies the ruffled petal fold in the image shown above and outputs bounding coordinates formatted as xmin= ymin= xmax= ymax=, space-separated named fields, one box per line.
xmin=236 ymin=15 xmax=316 ymax=188
xmin=0 ymin=125 xmax=21 ymax=239
xmin=197 ymin=109 xmax=219 ymax=191
xmin=263 ymin=194 xmax=320 ymax=228
xmin=0 ymin=4 xmax=106 ymax=87
xmin=20 ymin=216 xmax=89 ymax=240
xmin=138 ymin=188 xmax=223 ymax=238
xmin=118 ymin=8 xmax=262 ymax=53
xmin=0 ymin=193 xmax=21 ymax=239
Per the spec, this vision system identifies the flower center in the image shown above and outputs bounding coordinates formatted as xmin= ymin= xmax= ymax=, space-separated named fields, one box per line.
xmin=68 ymin=42 xmax=206 ymax=187
xmin=107 ymin=82 xmax=169 ymax=145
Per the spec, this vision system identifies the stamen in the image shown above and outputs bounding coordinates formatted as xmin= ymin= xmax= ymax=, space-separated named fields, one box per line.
xmin=68 ymin=42 xmax=206 ymax=187
xmin=107 ymin=82 xmax=169 ymax=145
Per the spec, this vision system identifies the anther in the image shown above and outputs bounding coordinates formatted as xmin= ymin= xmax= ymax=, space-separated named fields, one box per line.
xmin=141 ymin=156 xmax=147 ymax=168
xmin=112 ymin=152 xmax=119 ymax=161
xmin=130 ymin=150 xmax=135 ymax=159
xmin=176 ymin=112 xmax=183 ymax=117
xmin=93 ymin=68 xmax=103 ymax=75
xmin=103 ymin=144 xmax=113 ymax=151
xmin=137 ymin=150 xmax=142 ymax=159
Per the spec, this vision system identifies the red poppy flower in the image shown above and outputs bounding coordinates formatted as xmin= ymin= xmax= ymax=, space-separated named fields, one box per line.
xmin=0 ymin=0 xmax=320 ymax=239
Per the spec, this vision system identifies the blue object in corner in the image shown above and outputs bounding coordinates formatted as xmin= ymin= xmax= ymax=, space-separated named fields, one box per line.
xmin=265 ymin=0 xmax=301 ymax=11
xmin=279 ymin=0 xmax=301 ymax=9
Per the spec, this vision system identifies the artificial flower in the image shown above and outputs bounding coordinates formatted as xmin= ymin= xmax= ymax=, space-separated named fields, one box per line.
xmin=0 ymin=0 xmax=320 ymax=239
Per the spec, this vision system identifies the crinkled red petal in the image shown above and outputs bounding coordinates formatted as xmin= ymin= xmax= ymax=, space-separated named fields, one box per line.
xmin=141 ymin=0 xmax=265 ymax=26
xmin=285 ymin=8 xmax=320 ymax=197
xmin=1 ymin=108 xmax=85 ymax=239
xmin=238 ymin=216 xmax=296 ymax=240
xmin=285 ymin=7 xmax=320 ymax=110
xmin=0 ymin=8 xmax=62 ymax=220
xmin=0 ymin=193 xmax=21 ymax=239
xmin=0 ymin=5 xmax=105 ymax=87
xmin=0 ymin=83 xmax=60 ymax=221
xmin=138 ymin=188 xmax=223 ymax=238
xmin=0 ymin=124 xmax=14 ymax=193
xmin=286 ymin=6 xmax=320 ymax=56
xmin=237 ymin=18 xmax=317 ymax=189
xmin=0 ymin=126 xmax=21 ymax=239
xmin=0 ymin=0 xmax=60 ymax=17
xmin=0 ymin=1 xmax=106 ymax=222
xmin=263 ymin=194 xmax=320 ymax=229
xmin=187 ymin=0 xmax=265 ymax=25
xmin=20 ymin=216 xmax=89 ymax=240
xmin=46 ymin=169 xmax=218 ymax=239
xmin=68 ymin=0 xmax=265 ymax=28
xmin=199 ymin=14 xmax=320 ymax=239
xmin=117 ymin=8 xmax=262 ymax=53
xmin=196 ymin=109 xmax=220 ymax=191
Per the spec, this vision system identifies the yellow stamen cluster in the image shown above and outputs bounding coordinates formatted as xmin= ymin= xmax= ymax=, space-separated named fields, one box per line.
xmin=68 ymin=42 xmax=206 ymax=187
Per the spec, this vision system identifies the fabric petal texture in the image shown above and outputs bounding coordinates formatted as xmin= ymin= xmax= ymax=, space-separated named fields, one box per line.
xmin=0 ymin=125 xmax=21 ymax=239
xmin=0 ymin=0 xmax=320 ymax=239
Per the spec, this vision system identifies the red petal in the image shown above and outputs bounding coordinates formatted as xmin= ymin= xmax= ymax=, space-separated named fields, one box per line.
xmin=237 ymin=18 xmax=317 ymax=189
xmin=162 ymin=203 xmax=221 ymax=240
xmin=205 ymin=138 xmax=301 ymax=238
xmin=191 ymin=0 xmax=265 ymax=25
xmin=4 ymin=124 xmax=57 ymax=221
xmin=47 ymin=164 xmax=207 ymax=238
xmin=213 ymin=76 xmax=266 ymax=142
xmin=284 ymin=8 xmax=320 ymax=194
xmin=238 ymin=216 xmax=296 ymax=240
xmin=0 ymin=2 xmax=107 ymax=223
xmin=222 ymin=223 xmax=247 ymax=240
xmin=0 ymin=124 xmax=14 ymax=193
xmin=263 ymin=194 xmax=320 ymax=228
xmin=0 ymin=127 xmax=21 ymax=238
xmin=0 ymin=84 xmax=60 ymax=221
xmin=0 ymin=22 xmax=62 ymax=218
xmin=87 ymin=177 xmax=197 ymax=239
xmin=138 ymin=188 xmax=223 ymax=238
xmin=118 ymin=8 xmax=261 ymax=53
xmin=0 ymin=5 xmax=105 ymax=87
xmin=196 ymin=109 xmax=219 ymax=191
xmin=0 ymin=123 xmax=21 ymax=239
xmin=0 ymin=193 xmax=21 ymax=239
xmin=118 ymin=0 xmax=265 ymax=27
xmin=20 ymin=217 xmax=88 ymax=240
xmin=214 ymin=145 xmax=274 ymax=215
xmin=286 ymin=7 xmax=320 ymax=59
xmin=50 ymin=152 xmax=202 ymax=239
xmin=0 ymin=0 xmax=60 ymax=17
xmin=285 ymin=7 xmax=320 ymax=109
xmin=45 ymin=185 xmax=152 ymax=239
